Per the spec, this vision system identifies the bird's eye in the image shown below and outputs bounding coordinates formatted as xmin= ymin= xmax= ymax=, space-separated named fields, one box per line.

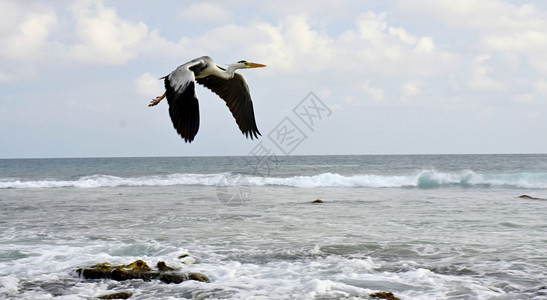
xmin=238 ymin=60 xmax=247 ymax=63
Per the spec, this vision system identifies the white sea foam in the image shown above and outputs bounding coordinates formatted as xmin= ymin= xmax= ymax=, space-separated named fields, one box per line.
xmin=0 ymin=173 xmax=227 ymax=189
xmin=2 ymin=170 xmax=546 ymax=189
xmin=0 ymin=275 xmax=19 ymax=294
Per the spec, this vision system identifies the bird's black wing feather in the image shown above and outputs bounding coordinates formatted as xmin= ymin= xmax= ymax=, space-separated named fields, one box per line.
xmin=196 ymin=73 xmax=261 ymax=139
xmin=164 ymin=77 xmax=200 ymax=143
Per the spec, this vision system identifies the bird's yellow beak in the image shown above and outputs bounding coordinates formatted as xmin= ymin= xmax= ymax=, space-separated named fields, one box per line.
xmin=246 ymin=62 xmax=267 ymax=68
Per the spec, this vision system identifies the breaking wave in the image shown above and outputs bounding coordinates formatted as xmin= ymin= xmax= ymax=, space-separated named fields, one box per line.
xmin=2 ymin=170 xmax=547 ymax=189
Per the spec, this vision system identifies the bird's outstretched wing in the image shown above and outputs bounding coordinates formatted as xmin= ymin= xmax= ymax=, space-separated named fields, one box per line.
xmin=163 ymin=62 xmax=204 ymax=142
xmin=196 ymin=72 xmax=261 ymax=139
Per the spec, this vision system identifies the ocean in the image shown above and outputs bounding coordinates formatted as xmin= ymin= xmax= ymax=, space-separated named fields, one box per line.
xmin=0 ymin=154 xmax=546 ymax=299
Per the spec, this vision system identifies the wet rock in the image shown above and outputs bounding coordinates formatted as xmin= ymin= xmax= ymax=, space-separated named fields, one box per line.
xmin=98 ymin=291 xmax=133 ymax=299
xmin=188 ymin=272 xmax=210 ymax=283
xmin=75 ymin=260 xmax=209 ymax=284
xmin=311 ymin=199 xmax=324 ymax=203
xmin=126 ymin=260 xmax=151 ymax=271
xmin=518 ymin=195 xmax=544 ymax=200
xmin=77 ymin=262 xmax=114 ymax=280
xmin=158 ymin=272 xmax=188 ymax=284
xmin=370 ymin=291 xmax=400 ymax=300
xmin=178 ymin=254 xmax=196 ymax=264
xmin=157 ymin=261 xmax=175 ymax=271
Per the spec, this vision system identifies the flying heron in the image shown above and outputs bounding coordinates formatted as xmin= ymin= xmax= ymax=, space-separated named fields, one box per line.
xmin=149 ymin=56 xmax=266 ymax=143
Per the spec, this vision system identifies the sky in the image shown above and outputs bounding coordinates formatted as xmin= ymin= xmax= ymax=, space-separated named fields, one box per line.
xmin=1 ymin=0 xmax=547 ymax=158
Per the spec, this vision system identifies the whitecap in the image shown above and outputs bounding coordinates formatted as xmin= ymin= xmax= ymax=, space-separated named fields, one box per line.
xmin=2 ymin=170 xmax=546 ymax=189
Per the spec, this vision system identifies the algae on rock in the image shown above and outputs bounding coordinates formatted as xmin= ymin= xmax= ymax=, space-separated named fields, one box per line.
xmin=75 ymin=259 xmax=209 ymax=284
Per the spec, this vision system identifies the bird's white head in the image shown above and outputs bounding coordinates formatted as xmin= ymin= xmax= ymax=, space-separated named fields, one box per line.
xmin=226 ymin=60 xmax=267 ymax=73
xmin=236 ymin=60 xmax=267 ymax=69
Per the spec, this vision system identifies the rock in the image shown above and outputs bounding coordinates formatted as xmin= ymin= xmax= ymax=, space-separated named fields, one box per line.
xmin=98 ymin=291 xmax=133 ymax=299
xmin=76 ymin=262 xmax=114 ymax=280
xmin=158 ymin=272 xmax=188 ymax=284
xmin=126 ymin=260 xmax=151 ymax=271
xmin=370 ymin=291 xmax=400 ymax=300
xmin=311 ymin=199 xmax=324 ymax=203
xmin=188 ymin=272 xmax=210 ymax=283
xmin=157 ymin=261 xmax=176 ymax=271
xmin=179 ymin=254 xmax=196 ymax=264
xmin=518 ymin=195 xmax=544 ymax=200
xmin=75 ymin=260 xmax=209 ymax=284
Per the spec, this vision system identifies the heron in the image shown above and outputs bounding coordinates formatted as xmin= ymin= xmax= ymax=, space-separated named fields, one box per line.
xmin=149 ymin=56 xmax=266 ymax=143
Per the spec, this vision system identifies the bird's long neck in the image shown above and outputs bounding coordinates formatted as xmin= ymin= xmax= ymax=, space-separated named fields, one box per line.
xmin=210 ymin=64 xmax=238 ymax=80
xmin=225 ymin=64 xmax=240 ymax=78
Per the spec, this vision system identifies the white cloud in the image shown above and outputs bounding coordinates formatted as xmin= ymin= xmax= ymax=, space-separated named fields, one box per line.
xmin=0 ymin=0 xmax=25 ymax=35
xmin=246 ymin=10 xmax=457 ymax=82
xmin=483 ymin=30 xmax=547 ymax=52
xmin=179 ymin=3 xmax=230 ymax=23
xmin=359 ymin=80 xmax=385 ymax=104
xmin=467 ymin=54 xmax=505 ymax=92
xmin=515 ymin=78 xmax=547 ymax=104
xmin=0 ymin=2 xmax=60 ymax=81
xmin=483 ymin=30 xmax=547 ymax=74
xmin=415 ymin=37 xmax=435 ymax=54
xmin=401 ymin=80 xmax=422 ymax=103
xmin=355 ymin=11 xmax=388 ymax=45
xmin=198 ymin=23 xmax=268 ymax=53
xmin=250 ymin=15 xmax=333 ymax=73
xmin=395 ymin=0 xmax=540 ymax=31
xmin=0 ymin=2 xmax=455 ymax=83
xmin=337 ymin=11 xmax=458 ymax=78
xmin=0 ymin=0 xmax=166 ymax=82
xmin=388 ymin=26 xmax=417 ymax=45
xmin=534 ymin=78 xmax=547 ymax=95
xmin=263 ymin=0 xmax=356 ymax=18
xmin=0 ymin=6 xmax=57 ymax=61
xmin=68 ymin=1 xmax=149 ymax=65
xmin=396 ymin=0 xmax=547 ymax=75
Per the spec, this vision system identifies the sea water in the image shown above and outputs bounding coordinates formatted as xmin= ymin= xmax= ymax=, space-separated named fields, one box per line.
xmin=0 ymin=155 xmax=546 ymax=299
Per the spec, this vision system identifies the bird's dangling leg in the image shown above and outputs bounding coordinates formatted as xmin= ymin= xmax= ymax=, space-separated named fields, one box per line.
xmin=149 ymin=92 xmax=166 ymax=107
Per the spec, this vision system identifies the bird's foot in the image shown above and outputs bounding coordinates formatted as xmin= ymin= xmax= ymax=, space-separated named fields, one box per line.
xmin=149 ymin=93 xmax=166 ymax=107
